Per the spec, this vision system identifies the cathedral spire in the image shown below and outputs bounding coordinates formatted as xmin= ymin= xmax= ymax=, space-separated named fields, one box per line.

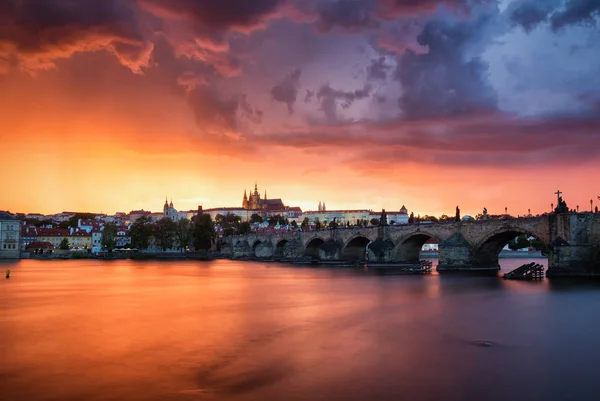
xmin=264 ymin=190 xmax=267 ymax=200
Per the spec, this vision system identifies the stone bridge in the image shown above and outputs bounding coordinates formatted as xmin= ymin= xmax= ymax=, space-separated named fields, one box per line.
xmin=221 ymin=213 xmax=600 ymax=277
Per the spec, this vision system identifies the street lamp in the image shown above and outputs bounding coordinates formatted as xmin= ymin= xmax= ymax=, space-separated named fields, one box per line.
xmin=528 ymin=208 xmax=531 ymax=217
xmin=505 ymin=207 xmax=508 ymax=216
xmin=551 ymin=203 xmax=554 ymax=212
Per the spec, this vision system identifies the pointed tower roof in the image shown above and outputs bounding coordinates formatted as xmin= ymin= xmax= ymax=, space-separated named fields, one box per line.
xmin=400 ymin=205 xmax=408 ymax=214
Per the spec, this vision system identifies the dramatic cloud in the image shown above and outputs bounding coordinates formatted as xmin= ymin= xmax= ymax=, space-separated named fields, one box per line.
xmin=395 ymin=6 xmax=499 ymax=119
xmin=317 ymin=83 xmax=372 ymax=122
xmin=315 ymin=0 xmax=379 ymax=32
xmin=138 ymin=0 xmax=286 ymax=32
xmin=508 ymin=0 xmax=600 ymax=32
xmin=550 ymin=0 xmax=600 ymax=31
xmin=367 ymin=57 xmax=391 ymax=80
xmin=2 ymin=0 xmax=600 ymax=215
xmin=0 ymin=0 xmax=153 ymax=74
xmin=271 ymin=68 xmax=302 ymax=113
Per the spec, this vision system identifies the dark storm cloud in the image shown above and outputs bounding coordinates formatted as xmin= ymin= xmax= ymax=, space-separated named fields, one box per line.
xmin=138 ymin=0 xmax=285 ymax=31
xmin=186 ymin=87 xmax=262 ymax=135
xmin=317 ymin=83 xmax=372 ymax=122
xmin=395 ymin=7 xmax=498 ymax=120
xmin=507 ymin=0 xmax=560 ymax=32
xmin=508 ymin=0 xmax=600 ymax=32
xmin=550 ymin=0 xmax=600 ymax=31
xmin=0 ymin=0 xmax=152 ymax=73
xmin=270 ymin=68 xmax=302 ymax=113
xmin=377 ymin=0 xmax=490 ymax=18
xmin=315 ymin=0 xmax=379 ymax=32
xmin=367 ymin=57 xmax=391 ymax=80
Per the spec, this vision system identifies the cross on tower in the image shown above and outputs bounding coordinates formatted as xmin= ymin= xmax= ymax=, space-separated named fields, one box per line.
xmin=555 ymin=190 xmax=562 ymax=206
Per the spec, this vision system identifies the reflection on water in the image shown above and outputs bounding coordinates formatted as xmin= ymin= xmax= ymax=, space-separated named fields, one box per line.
xmin=2 ymin=258 xmax=600 ymax=401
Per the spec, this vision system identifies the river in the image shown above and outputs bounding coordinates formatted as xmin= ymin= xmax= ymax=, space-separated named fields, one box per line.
xmin=2 ymin=258 xmax=600 ymax=401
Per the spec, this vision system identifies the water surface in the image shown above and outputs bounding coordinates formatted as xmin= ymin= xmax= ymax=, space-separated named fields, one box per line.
xmin=2 ymin=258 xmax=600 ymax=401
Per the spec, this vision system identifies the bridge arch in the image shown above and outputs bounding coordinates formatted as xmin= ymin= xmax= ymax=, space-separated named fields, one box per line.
xmin=251 ymin=240 xmax=262 ymax=258
xmin=305 ymin=237 xmax=325 ymax=260
xmin=472 ymin=227 xmax=547 ymax=268
xmin=274 ymin=239 xmax=288 ymax=260
xmin=341 ymin=235 xmax=371 ymax=261
xmin=394 ymin=231 xmax=440 ymax=264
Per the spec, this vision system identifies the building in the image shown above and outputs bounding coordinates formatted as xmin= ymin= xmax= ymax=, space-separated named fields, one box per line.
xmin=242 ymin=184 xmax=285 ymax=214
xmin=205 ymin=207 xmax=252 ymax=222
xmin=163 ymin=198 xmax=178 ymax=220
xmin=302 ymin=210 xmax=372 ymax=226
xmin=21 ymin=224 xmax=38 ymax=250
xmin=0 ymin=211 xmax=20 ymax=258
xmin=387 ymin=205 xmax=409 ymax=225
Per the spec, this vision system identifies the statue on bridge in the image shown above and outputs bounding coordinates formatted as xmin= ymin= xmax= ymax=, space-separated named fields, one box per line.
xmin=455 ymin=206 xmax=461 ymax=222
xmin=555 ymin=196 xmax=569 ymax=214
xmin=379 ymin=209 xmax=388 ymax=226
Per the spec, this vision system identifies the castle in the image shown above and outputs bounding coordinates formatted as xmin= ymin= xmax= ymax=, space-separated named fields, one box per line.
xmin=242 ymin=184 xmax=285 ymax=213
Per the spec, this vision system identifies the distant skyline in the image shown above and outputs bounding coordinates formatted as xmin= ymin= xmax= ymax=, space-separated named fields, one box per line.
xmin=1 ymin=0 xmax=599 ymax=217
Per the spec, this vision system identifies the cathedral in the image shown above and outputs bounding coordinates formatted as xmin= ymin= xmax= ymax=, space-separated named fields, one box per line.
xmin=163 ymin=198 xmax=178 ymax=220
xmin=242 ymin=184 xmax=285 ymax=213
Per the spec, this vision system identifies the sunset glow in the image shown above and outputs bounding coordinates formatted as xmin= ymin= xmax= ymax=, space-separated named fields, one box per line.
xmin=2 ymin=0 xmax=599 ymax=217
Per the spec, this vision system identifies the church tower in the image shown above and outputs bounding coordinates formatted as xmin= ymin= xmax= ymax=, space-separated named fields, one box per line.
xmin=163 ymin=197 xmax=169 ymax=217
xmin=243 ymin=189 xmax=248 ymax=209
xmin=318 ymin=201 xmax=322 ymax=212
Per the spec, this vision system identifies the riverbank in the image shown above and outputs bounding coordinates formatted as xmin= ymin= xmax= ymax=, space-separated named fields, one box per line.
xmin=22 ymin=252 xmax=215 ymax=261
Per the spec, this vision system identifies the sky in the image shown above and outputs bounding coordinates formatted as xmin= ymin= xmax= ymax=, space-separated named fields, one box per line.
xmin=1 ymin=0 xmax=599 ymax=217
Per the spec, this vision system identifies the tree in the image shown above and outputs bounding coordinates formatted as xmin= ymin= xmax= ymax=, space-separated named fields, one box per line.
xmin=508 ymin=235 xmax=530 ymax=250
xmin=193 ymin=214 xmax=215 ymax=251
xmin=59 ymin=238 xmax=70 ymax=250
xmin=250 ymin=213 xmax=263 ymax=224
xmin=154 ymin=218 xmax=177 ymax=251
xmin=370 ymin=218 xmax=380 ymax=226
xmin=129 ymin=215 xmax=153 ymax=250
xmin=268 ymin=214 xmax=288 ymax=226
xmin=175 ymin=218 xmax=192 ymax=252
xmin=238 ymin=221 xmax=252 ymax=235
xmin=101 ymin=223 xmax=117 ymax=252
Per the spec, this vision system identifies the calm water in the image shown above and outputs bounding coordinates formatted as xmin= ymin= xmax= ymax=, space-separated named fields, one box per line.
xmin=2 ymin=258 xmax=600 ymax=401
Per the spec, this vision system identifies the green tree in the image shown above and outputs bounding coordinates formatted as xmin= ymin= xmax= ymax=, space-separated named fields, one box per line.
xmin=175 ymin=218 xmax=192 ymax=252
xmin=59 ymin=238 xmax=70 ymax=250
xmin=250 ymin=213 xmax=263 ymax=224
xmin=129 ymin=215 xmax=153 ymax=250
xmin=508 ymin=235 xmax=530 ymax=250
xmin=154 ymin=218 xmax=177 ymax=251
xmin=193 ymin=214 xmax=215 ymax=251
xmin=101 ymin=223 xmax=117 ymax=252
